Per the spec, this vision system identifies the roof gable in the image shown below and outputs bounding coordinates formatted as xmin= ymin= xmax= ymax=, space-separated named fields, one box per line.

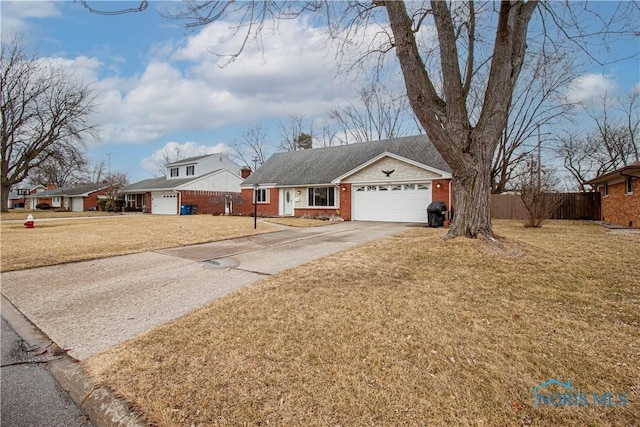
xmin=242 ymin=135 xmax=451 ymax=187
xmin=334 ymin=151 xmax=452 ymax=183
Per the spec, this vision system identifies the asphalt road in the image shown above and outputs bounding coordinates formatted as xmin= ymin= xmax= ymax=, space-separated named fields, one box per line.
xmin=1 ymin=221 xmax=412 ymax=361
xmin=1 ymin=317 xmax=93 ymax=427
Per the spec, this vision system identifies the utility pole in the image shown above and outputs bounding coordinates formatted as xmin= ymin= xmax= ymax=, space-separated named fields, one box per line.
xmin=537 ymin=124 xmax=541 ymax=189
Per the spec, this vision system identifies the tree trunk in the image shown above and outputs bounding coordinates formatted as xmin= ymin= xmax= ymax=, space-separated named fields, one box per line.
xmin=447 ymin=158 xmax=494 ymax=239
xmin=1 ymin=178 xmax=11 ymax=212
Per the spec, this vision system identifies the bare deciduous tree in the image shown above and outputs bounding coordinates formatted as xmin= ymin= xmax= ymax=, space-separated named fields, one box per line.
xmin=101 ymin=171 xmax=129 ymax=212
xmin=515 ymin=161 xmax=561 ymax=228
xmin=1 ymin=37 xmax=99 ymax=212
xmin=492 ymin=51 xmax=578 ymax=194
xmin=329 ymin=82 xmax=422 ymax=145
xmin=278 ymin=114 xmax=314 ymax=151
xmin=231 ymin=123 xmax=271 ymax=169
xmin=27 ymin=146 xmax=89 ymax=188
xmin=155 ymin=145 xmax=185 ymax=176
xmin=558 ymin=89 xmax=640 ymax=190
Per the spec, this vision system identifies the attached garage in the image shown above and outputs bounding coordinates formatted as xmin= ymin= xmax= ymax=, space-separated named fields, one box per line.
xmin=352 ymin=183 xmax=432 ymax=222
xmin=151 ymin=192 xmax=178 ymax=215
xmin=71 ymin=197 xmax=85 ymax=212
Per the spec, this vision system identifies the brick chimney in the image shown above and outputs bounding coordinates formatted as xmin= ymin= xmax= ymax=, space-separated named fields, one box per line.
xmin=241 ymin=167 xmax=252 ymax=179
xmin=46 ymin=183 xmax=56 ymax=190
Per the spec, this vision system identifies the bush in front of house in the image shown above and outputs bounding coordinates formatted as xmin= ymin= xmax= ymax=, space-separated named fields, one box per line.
xmin=97 ymin=198 xmax=125 ymax=212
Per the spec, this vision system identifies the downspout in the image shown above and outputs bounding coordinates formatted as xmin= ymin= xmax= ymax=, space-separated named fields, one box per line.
xmin=448 ymin=179 xmax=452 ymax=220
xmin=177 ymin=191 xmax=181 ymax=215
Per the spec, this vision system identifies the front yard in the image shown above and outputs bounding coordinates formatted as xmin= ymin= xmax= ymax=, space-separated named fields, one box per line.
xmin=83 ymin=221 xmax=639 ymax=426
xmin=0 ymin=215 xmax=281 ymax=271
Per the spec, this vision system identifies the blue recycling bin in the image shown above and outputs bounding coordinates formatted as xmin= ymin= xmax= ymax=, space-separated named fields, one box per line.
xmin=180 ymin=204 xmax=192 ymax=215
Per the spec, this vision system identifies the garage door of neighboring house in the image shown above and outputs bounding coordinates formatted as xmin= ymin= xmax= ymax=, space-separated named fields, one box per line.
xmin=152 ymin=192 xmax=178 ymax=215
xmin=352 ymin=183 xmax=431 ymax=222
xmin=71 ymin=197 xmax=84 ymax=212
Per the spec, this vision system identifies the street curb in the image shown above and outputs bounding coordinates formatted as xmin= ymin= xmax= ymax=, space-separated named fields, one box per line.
xmin=1 ymin=295 xmax=149 ymax=427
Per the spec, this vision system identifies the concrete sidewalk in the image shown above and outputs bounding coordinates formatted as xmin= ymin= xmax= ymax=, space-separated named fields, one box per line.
xmin=1 ymin=221 xmax=411 ymax=361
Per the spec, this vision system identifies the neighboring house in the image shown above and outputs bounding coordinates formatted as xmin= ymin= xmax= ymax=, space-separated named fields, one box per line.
xmin=119 ymin=153 xmax=247 ymax=215
xmin=240 ymin=135 xmax=453 ymax=223
xmin=7 ymin=184 xmax=47 ymax=209
xmin=27 ymin=183 xmax=113 ymax=212
xmin=587 ymin=161 xmax=640 ymax=227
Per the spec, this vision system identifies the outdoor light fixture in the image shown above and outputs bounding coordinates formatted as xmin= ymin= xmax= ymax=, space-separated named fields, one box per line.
xmin=342 ymin=186 xmax=347 ymax=191
xmin=296 ymin=190 xmax=301 ymax=195
xmin=436 ymin=183 xmax=442 ymax=189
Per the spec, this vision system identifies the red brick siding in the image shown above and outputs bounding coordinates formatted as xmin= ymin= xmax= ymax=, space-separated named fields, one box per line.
xmin=237 ymin=188 xmax=279 ymax=216
xmin=432 ymin=179 xmax=451 ymax=206
xmin=339 ymin=184 xmax=352 ymax=221
xmin=600 ymin=179 xmax=639 ymax=227
xmin=180 ymin=190 xmax=244 ymax=215
xmin=83 ymin=193 xmax=101 ymax=211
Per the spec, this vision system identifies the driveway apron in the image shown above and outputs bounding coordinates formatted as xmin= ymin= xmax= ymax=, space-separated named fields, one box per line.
xmin=1 ymin=221 xmax=411 ymax=361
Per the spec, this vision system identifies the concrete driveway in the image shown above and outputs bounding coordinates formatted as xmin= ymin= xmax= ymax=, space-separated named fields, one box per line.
xmin=1 ymin=221 xmax=413 ymax=361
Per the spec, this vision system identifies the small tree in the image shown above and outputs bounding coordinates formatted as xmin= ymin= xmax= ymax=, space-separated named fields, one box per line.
xmin=516 ymin=160 xmax=560 ymax=228
xmin=101 ymin=171 xmax=128 ymax=212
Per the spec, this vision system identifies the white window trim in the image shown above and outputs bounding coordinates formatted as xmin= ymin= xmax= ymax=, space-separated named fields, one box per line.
xmin=625 ymin=176 xmax=633 ymax=195
xmin=254 ymin=188 xmax=269 ymax=203
xmin=308 ymin=186 xmax=336 ymax=207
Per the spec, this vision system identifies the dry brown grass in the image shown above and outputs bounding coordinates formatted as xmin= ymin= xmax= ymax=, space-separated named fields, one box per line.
xmin=0 ymin=209 xmax=118 ymax=220
xmin=0 ymin=215 xmax=279 ymax=272
xmin=84 ymin=220 xmax=640 ymax=427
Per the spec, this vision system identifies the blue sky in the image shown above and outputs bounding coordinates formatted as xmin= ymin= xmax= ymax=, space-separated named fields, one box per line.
xmin=1 ymin=1 xmax=638 ymax=184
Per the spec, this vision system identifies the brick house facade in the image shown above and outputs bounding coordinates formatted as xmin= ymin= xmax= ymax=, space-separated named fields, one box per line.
xmin=587 ymin=162 xmax=640 ymax=227
xmin=239 ymin=136 xmax=453 ymax=223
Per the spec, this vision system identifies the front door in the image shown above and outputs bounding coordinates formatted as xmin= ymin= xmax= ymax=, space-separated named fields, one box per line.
xmin=281 ymin=189 xmax=294 ymax=216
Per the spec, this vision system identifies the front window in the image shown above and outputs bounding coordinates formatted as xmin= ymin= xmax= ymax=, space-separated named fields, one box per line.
xmin=604 ymin=183 xmax=609 ymax=197
xmin=170 ymin=167 xmax=179 ymax=177
xmin=255 ymin=188 xmax=268 ymax=203
xmin=626 ymin=176 xmax=633 ymax=194
xmin=186 ymin=165 xmax=195 ymax=176
xmin=308 ymin=187 xmax=335 ymax=207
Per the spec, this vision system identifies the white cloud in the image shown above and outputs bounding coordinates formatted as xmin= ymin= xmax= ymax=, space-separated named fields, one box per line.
xmin=565 ymin=73 xmax=617 ymax=105
xmin=89 ymin=17 xmax=357 ymax=145
xmin=0 ymin=1 xmax=61 ymax=39
xmin=140 ymin=141 xmax=230 ymax=177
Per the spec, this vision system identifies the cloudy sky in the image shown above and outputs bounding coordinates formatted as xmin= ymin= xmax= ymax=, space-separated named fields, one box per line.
xmin=2 ymin=1 xmax=638 ymax=183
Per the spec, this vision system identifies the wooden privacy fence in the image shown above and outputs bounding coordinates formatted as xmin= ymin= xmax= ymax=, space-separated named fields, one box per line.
xmin=491 ymin=192 xmax=601 ymax=220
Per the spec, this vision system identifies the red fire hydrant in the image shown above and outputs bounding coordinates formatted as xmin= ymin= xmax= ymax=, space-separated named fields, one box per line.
xmin=24 ymin=214 xmax=34 ymax=229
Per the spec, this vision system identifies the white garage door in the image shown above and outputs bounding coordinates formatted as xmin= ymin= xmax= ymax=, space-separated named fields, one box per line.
xmin=151 ymin=192 xmax=178 ymax=215
xmin=71 ymin=197 xmax=84 ymax=212
xmin=352 ymin=183 xmax=431 ymax=223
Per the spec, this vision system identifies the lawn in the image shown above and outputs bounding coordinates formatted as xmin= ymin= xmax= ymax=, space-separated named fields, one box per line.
xmin=84 ymin=221 xmax=640 ymax=427
xmin=0 ymin=215 xmax=280 ymax=272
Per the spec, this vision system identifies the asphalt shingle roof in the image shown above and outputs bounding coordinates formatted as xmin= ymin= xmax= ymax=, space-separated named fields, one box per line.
xmin=26 ymin=183 xmax=107 ymax=197
xmin=242 ymin=135 xmax=450 ymax=186
xmin=119 ymin=176 xmax=198 ymax=193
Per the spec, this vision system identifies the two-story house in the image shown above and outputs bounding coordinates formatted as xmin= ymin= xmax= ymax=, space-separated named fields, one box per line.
xmin=120 ymin=153 xmax=249 ymax=215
